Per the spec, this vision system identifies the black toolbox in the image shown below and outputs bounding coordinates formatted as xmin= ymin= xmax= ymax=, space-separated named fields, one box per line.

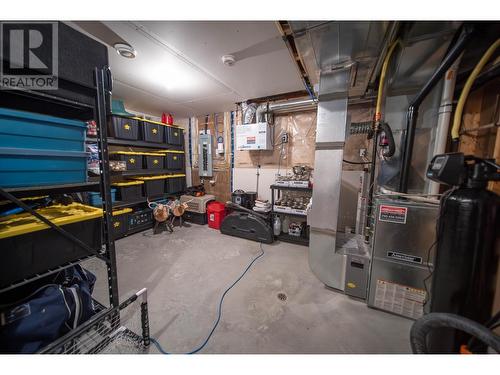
xmin=132 ymin=176 xmax=167 ymax=198
xmin=165 ymin=127 xmax=184 ymax=146
xmin=109 ymin=115 xmax=139 ymax=140
xmin=140 ymin=119 xmax=165 ymax=143
xmin=112 ymin=181 xmax=144 ymax=201
xmin=111 ymin=208 xmax=132 ymax=240
xmin=166 ymin=174 xmax=187 ymax=194
xmin=143 ymin=153 xmax=164 ymax=170
xmin=164 ymin=151 xmax=185 ymax=171
xmin=0 ymin=203 xmax=103 ymax=286
xmin=110 ymin=151 xmax=143 ymax=170
xmin=182 ymin=211 xmax=207 ymax=225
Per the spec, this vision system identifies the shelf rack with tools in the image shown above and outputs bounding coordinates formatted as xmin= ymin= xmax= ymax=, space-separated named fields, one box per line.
xmin=270 ymin=184 xmax=312 ymax=246
xmin=0 ymin=61 xmax=149 ymax=353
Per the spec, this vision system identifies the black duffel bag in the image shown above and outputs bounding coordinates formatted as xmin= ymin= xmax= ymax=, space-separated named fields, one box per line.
xmin=0 ymin=265 xmax=97 ymax=353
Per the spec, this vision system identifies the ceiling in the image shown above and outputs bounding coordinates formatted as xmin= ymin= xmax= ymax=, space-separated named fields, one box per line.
xmin=69 ymin=21 xmax=304 ymax=117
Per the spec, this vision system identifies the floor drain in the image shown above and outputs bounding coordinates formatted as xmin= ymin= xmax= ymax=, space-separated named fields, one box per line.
xmin=277 ymin=293 xmax=287 ymax=301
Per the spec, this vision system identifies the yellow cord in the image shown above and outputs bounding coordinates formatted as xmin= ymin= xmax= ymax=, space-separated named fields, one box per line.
xmin=375 ymin=39 xmax=401 ymax=122
xmin=451 ymin=38 xmax=500 ymax=140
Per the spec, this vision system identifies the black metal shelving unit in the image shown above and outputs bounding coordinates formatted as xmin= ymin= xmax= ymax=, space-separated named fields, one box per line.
xmin=0 ymin=66 xmax=148 ymax=353
xmin=270 ymin=184 xmax=312 ymax=246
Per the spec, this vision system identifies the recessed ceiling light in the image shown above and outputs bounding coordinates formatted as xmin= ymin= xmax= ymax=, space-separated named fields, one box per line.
xmin=114 ymin=43 xmax=137 ymax=59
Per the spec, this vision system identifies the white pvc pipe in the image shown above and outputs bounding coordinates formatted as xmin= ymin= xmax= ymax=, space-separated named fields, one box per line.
xmin=428 ymin=57 xmax=462 ymax=195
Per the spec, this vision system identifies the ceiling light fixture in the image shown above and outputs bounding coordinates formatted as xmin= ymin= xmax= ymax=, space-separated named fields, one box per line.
xmin=114 ymin=43 xmax=137 ymax=59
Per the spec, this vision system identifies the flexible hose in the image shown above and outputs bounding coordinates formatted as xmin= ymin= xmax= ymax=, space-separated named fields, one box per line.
xmin=410 ymin=312 xmax=500 ymax=354
xmin=451 ymin=38 xmax=500 ymax=140
xmin=375 ymin=39 xmax=401 ymax=121
xmin=150 ymin=243 xmax=265 ymax=354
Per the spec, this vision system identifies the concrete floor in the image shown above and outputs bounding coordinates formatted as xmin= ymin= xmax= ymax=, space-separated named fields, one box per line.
xmin=85 ymin=224 xmax=412 ymax=354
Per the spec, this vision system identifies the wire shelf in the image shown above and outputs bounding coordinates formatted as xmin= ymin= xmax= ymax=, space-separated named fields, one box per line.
xmin=40 ymin=292 xmax=150 ymax=354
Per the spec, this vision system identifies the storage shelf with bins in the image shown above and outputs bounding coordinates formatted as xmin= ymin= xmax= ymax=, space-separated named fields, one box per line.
xmin=0 ymin=65 xmax=143 ymax=353
xmin=270 ymin=184 xmax=312 ymax=246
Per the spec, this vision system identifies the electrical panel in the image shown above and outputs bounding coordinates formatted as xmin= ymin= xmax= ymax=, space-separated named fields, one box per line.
xmin=236 ymin=122 xmax=272 ymax=150
xmin=198 ymin=134 xmax=213 ymax=177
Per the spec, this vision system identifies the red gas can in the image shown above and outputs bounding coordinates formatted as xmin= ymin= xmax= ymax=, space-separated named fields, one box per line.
xmin=207 ymin=201 xmax=226 ymax=230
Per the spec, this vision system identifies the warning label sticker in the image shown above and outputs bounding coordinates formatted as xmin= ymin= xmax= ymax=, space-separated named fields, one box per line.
xmin=246 ymin=136 xmax=256 ymax=144
xmin=379 ymin=205 xmax=408 ymax=224
xmin=387 ymin=251 xmax=422 ymax=264
xmin=374 ymin=279 xmax=426 ymax=319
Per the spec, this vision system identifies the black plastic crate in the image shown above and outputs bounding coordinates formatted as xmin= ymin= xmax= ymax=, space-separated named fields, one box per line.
xmin=111 ymin=209 xmax=131 ymax=240
xmin=109 ymin=116 xmax=139 ymax=140
xmin=113 ymin=181 xmax=144 ymax=201
xmin=144 ymin=154 xmax=164 ymax=170
xmin=140 ymin=120 xmax=165 ymax=143
xmin=110 ymin=152 xmax=143 ymax=171
xmin=165 ymin=152 xmax=185 ymax=171
xmin=165 ymin=127 xmax=183 ymax=146
xmin=166 ymin=175 xmax=186 ymax=194
xmin=135 ymin=177 xmax=166 ymax=198
xmin=0 ymin=217 xmax=102 ymax=286
xmin=128 ymin=208 xmax=153 ymax=230
xmin=182 ymin=211 xmax=207 ymax=225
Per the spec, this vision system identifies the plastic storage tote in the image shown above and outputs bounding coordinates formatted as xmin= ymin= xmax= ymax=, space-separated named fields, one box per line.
xmin=164 ymin=151 xmax=185 ymax=171
xmin=166 ymin=174 xmax=186 ymax=194
xmin=131 ymin=175 xmax=168 ymax=198
xmin=207 ymin=201 xmax=227 ymax=230
xmin=112 ymin=181 xmax=144 ymax=202
xmin=182 ymin=211 xmax=207 ymax=225
xmin=109 ymin=115 xmax=139 ymax=140
xmin=143 ymin=153 xmax=164 ymax=170
xmin=0 ymin=203 xmax=103 ymax=286
xmin=87 ymin=189 xmax=116 ymax=207
xmin=110 ymin=151 xmax=143 ymax=171
xmin=111 ymin=208 xmax=132 ymax=239
xmin=128 ymin=208 xmax=153 ymax=231
xmin=165 ymin=127 xmax=184 ymax=146
xmin=140 ymin=118 xmax=165 ymax=143
xmin=0 ymin=148 xmax=88 ymax=188
xmin=0 ymin=107 xmax=86 ymax=151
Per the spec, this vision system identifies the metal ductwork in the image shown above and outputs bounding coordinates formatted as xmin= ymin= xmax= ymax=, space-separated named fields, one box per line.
xmin=296 ymin=22 xmax=390 ymax=290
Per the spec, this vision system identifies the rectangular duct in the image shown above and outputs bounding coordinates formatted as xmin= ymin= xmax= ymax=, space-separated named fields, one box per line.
xmin=308 ymin=68 xmax=351 ymax=291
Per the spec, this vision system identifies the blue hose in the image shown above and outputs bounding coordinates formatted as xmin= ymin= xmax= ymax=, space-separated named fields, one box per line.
xmin=150 ymin=243 xmax=265 ymax=354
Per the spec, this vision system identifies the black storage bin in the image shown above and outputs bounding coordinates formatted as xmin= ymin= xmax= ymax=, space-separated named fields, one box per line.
xmin=109 ymin=116 xmax=139 ymax=140
xmin=165 ymin=152 xmax=185 ymax=171
xmin=141 ymin=120 xmax=165 ymax=143
xmin=182 ymin=211 xmax=207 ymax=225
xmin=166 ymin=127 xmax=184 ymax=146
xmin=110 ymin=152 xmax=143 ymax=171
xmin=144 ymin=153 xmax=164 ymax=170
xmin=112 ymin=181 xmax=144 ymax=201
xmin=111 ymin=209 xmax=131 ymax=240
xmin=128 ymin=208 xmax=153 ymax=230
xmin=0 ymin=204 xmax=102 ymax=286
xmin=0 ymin=22 xmax=109 ymax=117
xmin=134 ymin=176 xmax=167 ymax=198
xmin=166 ymin=175 xmax=187 ymax=194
